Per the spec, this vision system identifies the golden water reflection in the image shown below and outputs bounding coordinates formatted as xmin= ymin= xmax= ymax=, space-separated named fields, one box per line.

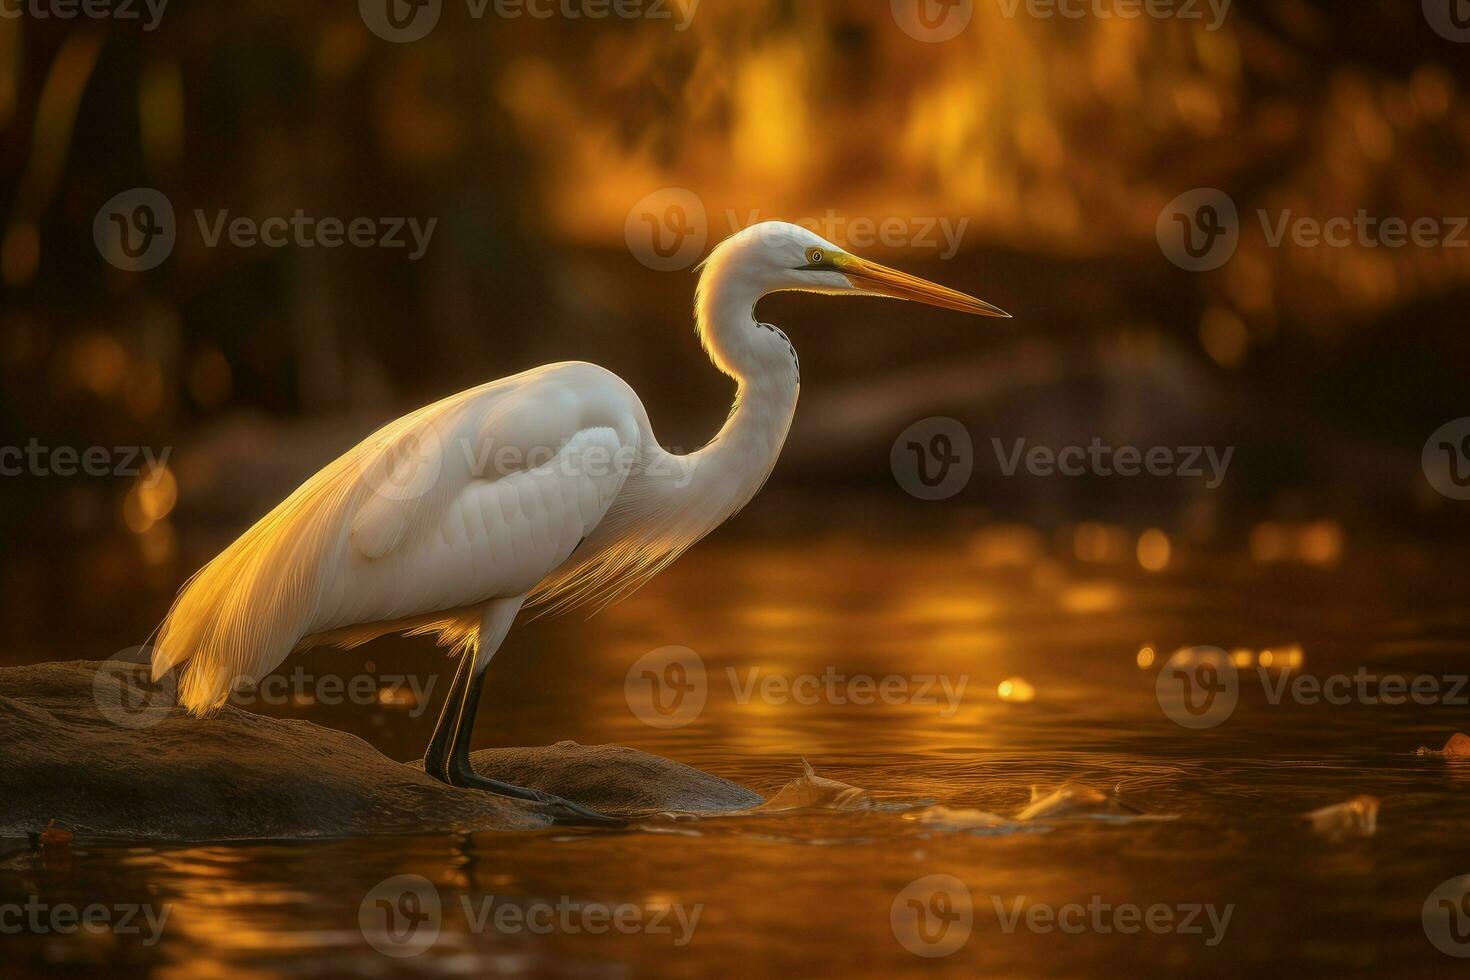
xmin=1 ymin=534 xmax=1465 ymax=976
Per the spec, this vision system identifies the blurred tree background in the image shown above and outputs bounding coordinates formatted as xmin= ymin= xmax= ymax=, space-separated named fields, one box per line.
xmin=1 ymin=0 xmax=1468 ymax=641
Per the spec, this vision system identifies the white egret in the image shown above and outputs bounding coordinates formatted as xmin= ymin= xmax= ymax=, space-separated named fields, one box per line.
xmin=150 ymin=220 xmax=1009 ymax=822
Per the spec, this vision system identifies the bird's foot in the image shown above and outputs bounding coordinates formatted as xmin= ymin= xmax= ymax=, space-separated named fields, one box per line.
xmin=451 ymin=772 xmax=623 ymax=827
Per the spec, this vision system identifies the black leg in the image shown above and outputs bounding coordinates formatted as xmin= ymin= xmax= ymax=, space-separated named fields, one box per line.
xmin=424 ymin=646 xmax=621 ymax=827
xmin=423 ymin=646 xmax=471 ymax=783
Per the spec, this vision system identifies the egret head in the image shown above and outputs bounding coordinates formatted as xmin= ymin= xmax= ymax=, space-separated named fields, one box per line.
xmin=713 ymin=220 xmax=1010 ymax=318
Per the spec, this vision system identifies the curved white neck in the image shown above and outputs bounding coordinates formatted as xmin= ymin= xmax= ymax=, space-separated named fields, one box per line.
xmin=683 ymin=268 xmax=801 ymax=511
xmin=529 ymin=261 xmax=803 ymax=615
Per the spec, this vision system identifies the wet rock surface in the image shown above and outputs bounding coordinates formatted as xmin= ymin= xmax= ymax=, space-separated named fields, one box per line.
xmin=0 ymin=661 xmax=760 ymax=841
xmin=1418 ymin=733 xmax=1470 ymax=760
xmin=455 ymin=743 xmax=764 ymax=818
xmin=756 ymin=759 xmax=879 ymax=811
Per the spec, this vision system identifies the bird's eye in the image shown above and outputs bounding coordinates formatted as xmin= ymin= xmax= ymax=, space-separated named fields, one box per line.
xmin=808 ymin=249 xmax=824 ymax=265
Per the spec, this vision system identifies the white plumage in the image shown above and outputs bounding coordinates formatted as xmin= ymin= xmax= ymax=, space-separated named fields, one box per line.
xmin=149 ymin=220 xmax=1007 ymax=811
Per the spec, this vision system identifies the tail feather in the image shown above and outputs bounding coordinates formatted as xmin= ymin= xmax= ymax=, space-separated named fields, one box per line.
xmin=152 ymin=385 xmax=504 ymax=713
xmin=151 ymin=463 xmax=359 ymax=715
xmin=294 ymin=607 xmax=485 ymax=658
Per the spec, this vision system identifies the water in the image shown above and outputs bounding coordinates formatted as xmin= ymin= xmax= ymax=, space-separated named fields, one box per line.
xmin=3 ymin=532 xmax=1468 ymax=976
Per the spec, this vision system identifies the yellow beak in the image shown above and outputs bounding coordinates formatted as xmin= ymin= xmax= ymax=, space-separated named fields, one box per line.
xmin=836 ymin=254 xmax=1011 ymax=319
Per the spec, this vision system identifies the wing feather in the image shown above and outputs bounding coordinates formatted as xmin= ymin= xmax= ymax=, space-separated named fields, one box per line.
xmin=151 ymin=362 xmax=643 ymax=714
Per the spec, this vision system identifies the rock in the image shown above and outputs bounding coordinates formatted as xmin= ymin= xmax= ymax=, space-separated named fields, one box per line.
xmin=903 ymin=784 xmax=1168 ymax=834
xmin=905 ymin=805 xmax=1017 ymax=832
xmin=757 ymin=760 xmax=874 ymax=811
xmin=1418 ymin=733 xmax=1470 ymax=760
xmin=455 ymin=743 xmax=763 ymax=819
xmin=1303 ymin=795 xmax=1379 ymax=841
xmin=1016 ymin=783 xmax=1143 ymax=821
xmin=0 ymin=661 xmax=760 ymax=841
